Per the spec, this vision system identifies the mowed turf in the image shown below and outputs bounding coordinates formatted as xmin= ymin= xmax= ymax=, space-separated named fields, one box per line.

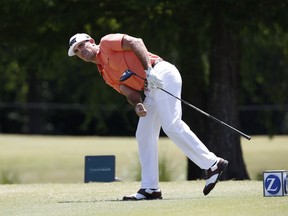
xmin=0 ymin=135 xmax=288 ymax=215
xmin=0 ymin=135 xmax=186 ymax=183
xmin=0 ymin=135 xmax=288 ymax=183
xmin=0 ymin=181 xmax=287 ymax=216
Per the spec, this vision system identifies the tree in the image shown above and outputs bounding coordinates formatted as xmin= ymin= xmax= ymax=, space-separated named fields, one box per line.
xmin=204 ymin=1 xmax=249 ymax=179
xmin=203 ymin=0 xmax=288 ymax=179
xmin=0 ymin=0 xmax=287 ymax=180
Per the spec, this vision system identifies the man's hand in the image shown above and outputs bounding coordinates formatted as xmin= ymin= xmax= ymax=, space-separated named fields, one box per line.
xmin=119 ymin=84 xmax=146 ymax=117
xmin=145 ymin=66 xmax=163 ymax=89
xmin=135 ymin=103 xmax=147 ymax=117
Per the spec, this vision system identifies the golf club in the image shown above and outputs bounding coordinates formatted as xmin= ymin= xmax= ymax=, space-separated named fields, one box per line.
xmin=120 ymin=70 xmax=251 ymax=140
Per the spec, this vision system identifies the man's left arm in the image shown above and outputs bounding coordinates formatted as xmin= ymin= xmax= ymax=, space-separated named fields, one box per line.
xmin=122 ymin=35 xmax=163 ymax=89
xmin=121 ymin=35 xmax=150 ymax=70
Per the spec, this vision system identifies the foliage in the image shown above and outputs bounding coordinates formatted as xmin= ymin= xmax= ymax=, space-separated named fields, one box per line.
xmin=0 ymin=0 xmax=287 ymax=135
xmin=0 ymin=169 xmax=19 ymax=184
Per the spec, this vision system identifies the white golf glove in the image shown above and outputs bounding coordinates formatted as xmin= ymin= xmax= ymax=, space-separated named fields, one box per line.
xmin=145 ymin=66 xmax=163 ymax=89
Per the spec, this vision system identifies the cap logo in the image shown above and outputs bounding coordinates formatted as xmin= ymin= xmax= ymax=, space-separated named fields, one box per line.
xmin=69 ymin=37 xmax=77 ymax=47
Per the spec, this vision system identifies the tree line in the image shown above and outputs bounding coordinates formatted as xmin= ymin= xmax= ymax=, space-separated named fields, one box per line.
xmin=0 ymin=0 xmax=287 ymax=180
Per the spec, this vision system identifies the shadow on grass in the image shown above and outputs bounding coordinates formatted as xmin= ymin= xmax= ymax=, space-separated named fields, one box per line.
xmin=57 ymin=197 xmax=203 ymax=203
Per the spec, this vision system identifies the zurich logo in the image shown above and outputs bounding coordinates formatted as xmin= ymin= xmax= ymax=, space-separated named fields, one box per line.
xmin=264 ymin=174 xmax=281 ymax=194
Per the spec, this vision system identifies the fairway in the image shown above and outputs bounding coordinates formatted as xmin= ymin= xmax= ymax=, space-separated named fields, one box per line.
xmin=0 ymin=181 xmax=287 ymax=216
xmin=0 ymin=135 xmax=288 ymax=183
xmin=0 ymin=135 xmax=186 ymax=183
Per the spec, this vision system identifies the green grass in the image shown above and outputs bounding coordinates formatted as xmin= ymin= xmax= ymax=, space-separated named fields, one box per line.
xmin=0 ymin=181 xmax=287 ymax=216
xmin=0 ymin=135 xmax=288 ymax=215
xmin=0 ymin=135 xmax=186 ymax=183
xmin=0 ymin=135 xmax=287 ymax=183
xmin=241 ymin=136 xmax=288 ymax=179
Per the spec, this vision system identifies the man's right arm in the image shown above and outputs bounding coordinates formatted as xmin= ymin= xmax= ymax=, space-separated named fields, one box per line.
xmin=119 ymin=84 xmax=147 ymax=117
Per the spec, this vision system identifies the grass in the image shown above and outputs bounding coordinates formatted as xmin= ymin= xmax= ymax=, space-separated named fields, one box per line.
xmin=0 ymin=181 xmax=287 ymax=216
xmin=0 ymin=135 xmax=287 ymax=215
xmin=241 ymin=136 xmax=288 ymax=179
xmin=0 ymin=135 xmax=186 ymax=183
xmin=0 ymin=135 xmax=287 ymax=183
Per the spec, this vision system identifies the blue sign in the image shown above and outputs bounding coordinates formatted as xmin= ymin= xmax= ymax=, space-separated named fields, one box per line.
xmin=84 ymin=155 xmax=115 ymax=183
xmin=264 ymin=174 xmax=281 ymax=195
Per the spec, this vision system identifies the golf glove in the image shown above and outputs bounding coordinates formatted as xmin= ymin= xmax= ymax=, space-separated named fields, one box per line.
xmin=145 ymin=66 xmax=163 ymax=89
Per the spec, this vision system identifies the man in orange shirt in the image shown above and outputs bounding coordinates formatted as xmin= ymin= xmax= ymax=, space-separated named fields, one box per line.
xmin=68 ymin=33 xmax=228 ymax=200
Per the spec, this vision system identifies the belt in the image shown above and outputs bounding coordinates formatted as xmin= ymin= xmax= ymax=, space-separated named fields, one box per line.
xmin=152 ymin=59 xmax=163 ymax=68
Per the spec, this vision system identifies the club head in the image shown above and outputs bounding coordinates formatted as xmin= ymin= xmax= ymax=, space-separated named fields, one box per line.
xmin=120 ymin=70 xmax=134 ymax=82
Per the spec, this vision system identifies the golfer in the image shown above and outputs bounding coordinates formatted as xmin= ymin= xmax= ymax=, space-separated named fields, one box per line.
xmin=68 ymin=33 xmax=228 ymax=200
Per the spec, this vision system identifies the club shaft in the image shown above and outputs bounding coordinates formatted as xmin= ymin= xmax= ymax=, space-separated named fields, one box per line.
xmin=132 ymin=72 xmax=251 ymax=140
xmin=160 ymin=88 xmax=251 ymax=140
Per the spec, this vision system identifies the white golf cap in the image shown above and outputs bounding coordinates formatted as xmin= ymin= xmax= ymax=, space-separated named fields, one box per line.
xmin=68 ymin=33 xmax=92 ymax=56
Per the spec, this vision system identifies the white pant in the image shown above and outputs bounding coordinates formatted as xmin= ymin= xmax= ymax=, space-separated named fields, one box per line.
xmin=136 ymin=61 xmax=217 ymax=189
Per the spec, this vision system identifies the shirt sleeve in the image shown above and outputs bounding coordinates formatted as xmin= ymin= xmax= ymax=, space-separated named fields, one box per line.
xmin=100 ymin=33 xmax=126 ymax=51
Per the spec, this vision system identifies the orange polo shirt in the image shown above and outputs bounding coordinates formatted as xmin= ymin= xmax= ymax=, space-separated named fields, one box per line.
xmin=96 ymin=33 xmax=161 ymax=94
